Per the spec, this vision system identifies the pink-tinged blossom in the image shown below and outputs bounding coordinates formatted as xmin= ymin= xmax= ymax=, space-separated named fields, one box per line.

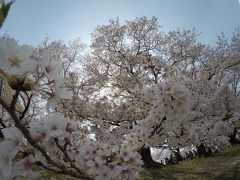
xmin=94 ymin=154 xmax=106 ymax=165
xmin=155 ymin=82 xmax=189 ymax=120
xmin=29 ymin=120 xmax=48 ymax=142
xmin=13 ymin=155 xmax=36 ymax=177
xmin=0 ymin=38 xmax=36 ymax=75
xmin=0 ymin=141 xmax=13 ymax=178
xmin=120 ymin=147 xmax=136 ymax=162
xmin=95 ymin=166 xmax=115 ymax=180
xmin=46 ymin=87 xmax=71 ymax=113
xmin=76 ymin=141 xmax=143 ymax=180
xmin=108 ymin=164 xmax=122 ymax=178
xmin=123 ymin=133 xmax=140 ymax=150
xmin=37 ymin=51 xmax=64 ymax=87
xmin=2 ymin=127 xmax=24 ymax=145
xmin=2 ymin=127 xmax=24 ymax=157
xmin=43 ymin=139 xmax=64 ymax=162
xmin=43 ymin=114 xmax=67 ymax=138
xmin=86 ymin=160 xmax=103 ymax=175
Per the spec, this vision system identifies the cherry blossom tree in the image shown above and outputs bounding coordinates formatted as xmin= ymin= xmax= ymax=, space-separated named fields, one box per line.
xmin=77 ymin=17 xmax=240 ymax=165
xmin=0 ymin=2 xmax=239 ymax=179
xmin=0 ymin=37 xmax=144 ymax=179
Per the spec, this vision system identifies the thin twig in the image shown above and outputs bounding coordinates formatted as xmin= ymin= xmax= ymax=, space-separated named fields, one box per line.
xmin=20 ymin=93 xmax=33 ymax=120
xmin=35 ymin=161 xmax=64 ymax=174
xmin=54 ymin=139 xmax=84 ymax=175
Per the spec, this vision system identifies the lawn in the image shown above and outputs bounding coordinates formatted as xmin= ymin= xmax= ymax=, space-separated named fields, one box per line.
xmin=141 ymin=145 xmax=240 ymax=180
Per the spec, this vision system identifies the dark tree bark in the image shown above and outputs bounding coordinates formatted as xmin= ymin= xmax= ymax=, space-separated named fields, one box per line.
xmin=196 ymin=143 xmax=212 ymax=156
xmin=0 ymin=130 xmax=3 ymax=138
xmin=173 ymin=148 xmax=183 ymax=162
xmin=139 ymin=147 xmax=162 ymax=168
xmin=229 ymin=128 xmax=240 ymax=145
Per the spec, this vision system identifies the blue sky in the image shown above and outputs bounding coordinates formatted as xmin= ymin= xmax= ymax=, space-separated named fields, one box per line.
xmin=0 ymin=0 xmax=240 ymax=46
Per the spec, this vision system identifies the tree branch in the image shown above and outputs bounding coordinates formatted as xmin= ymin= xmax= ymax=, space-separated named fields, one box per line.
xmin=54 ymin=139 xmax=84 ymax=176
xmin=0 ymin=95 xmax=93 ymax=180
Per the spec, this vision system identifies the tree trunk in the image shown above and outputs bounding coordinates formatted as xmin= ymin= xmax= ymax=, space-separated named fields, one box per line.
xmin=139 ymin=147 xmax=162 ymax=168
xmin=229 ymin=128 xmax=240 ymax=145
xmin=173 ymin=148 xmax=183 ymax=162
xmin=0 ymin=130 xmax=3 ymax=139
xmin=196 ymin=143 xmax=212 ymax=157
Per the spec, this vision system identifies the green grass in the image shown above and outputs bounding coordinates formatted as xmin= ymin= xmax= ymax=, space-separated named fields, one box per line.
xmin=140 ymin=145 xmax=240 ymax=180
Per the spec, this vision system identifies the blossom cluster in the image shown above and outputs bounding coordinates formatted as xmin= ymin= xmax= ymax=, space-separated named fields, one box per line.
xmin=146 ymin=82 xmax=189 ymax=121
xmin=75 ymin=141 xmax=143 ymax=180
xmin=0 ymin=37 xmax=70 ymax=112
xmin=0 ymin=37 xmax=144 ymax=179
xmin=0 ymin=113 xmax=143 ymax=180
xmin=123 ymin=82 xmax=190 ymax=149
xmin=0 ymin=127 xmax=37 ymax=179
xmin=29 ymin=114 xmax=143 ymax=180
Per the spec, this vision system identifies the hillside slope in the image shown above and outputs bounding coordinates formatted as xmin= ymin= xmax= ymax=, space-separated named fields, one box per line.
xmin=141 ymin=145 xmax=240 ymax=180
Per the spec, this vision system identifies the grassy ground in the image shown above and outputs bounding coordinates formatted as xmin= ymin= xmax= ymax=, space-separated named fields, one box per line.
xmin=141 ymin=145 xmax=240 ymax=180
xmin=37 ymin=145 xmax=240 ymax=179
